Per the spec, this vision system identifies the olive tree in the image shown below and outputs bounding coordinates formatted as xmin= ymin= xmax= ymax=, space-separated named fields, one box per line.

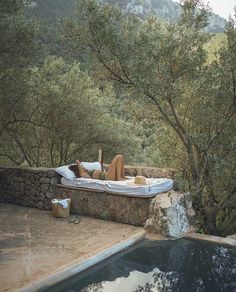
xmin=1 ymin=57 xmax=140 ymax=166
xmin=62 ymin=0 xmax=236 ymax=234
xmin=0 ymin=0 xmax=39 ymax=135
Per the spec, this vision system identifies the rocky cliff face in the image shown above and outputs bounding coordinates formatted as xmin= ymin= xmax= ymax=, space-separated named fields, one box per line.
xmin=104 ymin=0 xmax=226 ymax=32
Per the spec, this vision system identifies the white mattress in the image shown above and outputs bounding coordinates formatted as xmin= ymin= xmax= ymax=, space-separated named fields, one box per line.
xmin=60 ymin=176 xmax=173 ymax=198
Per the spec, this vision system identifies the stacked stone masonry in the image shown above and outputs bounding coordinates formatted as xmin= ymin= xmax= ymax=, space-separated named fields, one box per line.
xmin=0 ymin=166 xmax=194 ymax=237
xmin=54 ymin=186 xmax=152 ymax=226
xmin=0 ymin=167 xmax=61 ymax=210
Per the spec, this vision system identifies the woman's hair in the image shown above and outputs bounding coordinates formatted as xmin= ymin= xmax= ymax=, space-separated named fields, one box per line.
xmin=69 ymin=164 xmax=80 ymax=177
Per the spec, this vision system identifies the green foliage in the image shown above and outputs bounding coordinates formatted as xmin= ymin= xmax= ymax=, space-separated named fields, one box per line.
xmin=0 ymin=0 xmax=140 ymax=167
xmin=27 ymin=0 xmax=78 ymax=60
xmin=1 ymin=0 xmax=235 ymax=235
xmin=1 ymin=57 xmax=140 ymax=166
xmin=204 ymin=33 xmax=226 ymax=63
xmin=0 ymin=0 xmax=39 ymax=135
xmin=26 ymin=0 xmax=225 ymax=64
xmin=63 ymin=0 xmax=236 ymax=235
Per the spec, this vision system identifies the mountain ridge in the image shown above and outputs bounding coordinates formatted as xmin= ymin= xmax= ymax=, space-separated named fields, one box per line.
xmin=103 ymin=0 xmax=226 ymax=32
xmin=31 ymin=0 xmax=226 ymax=33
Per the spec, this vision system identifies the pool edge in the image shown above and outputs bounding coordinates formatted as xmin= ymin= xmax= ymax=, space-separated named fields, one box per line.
xmin=183 ymin=232 xmax=236 ymax=248
xmin=18 ymin=230 xmax=146 ymax=292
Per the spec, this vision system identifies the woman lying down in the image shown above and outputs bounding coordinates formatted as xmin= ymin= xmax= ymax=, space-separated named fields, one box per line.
xmin=69 ymin=155 xmax=125 ymax=181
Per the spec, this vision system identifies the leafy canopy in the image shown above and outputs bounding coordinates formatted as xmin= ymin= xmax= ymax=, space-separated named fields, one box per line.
xmin=63 ymin=0 xmax=236 ymax=235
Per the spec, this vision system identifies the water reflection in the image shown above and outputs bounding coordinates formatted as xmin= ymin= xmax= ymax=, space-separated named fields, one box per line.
xmin=45 ymin=239 xmax=236 ymax=292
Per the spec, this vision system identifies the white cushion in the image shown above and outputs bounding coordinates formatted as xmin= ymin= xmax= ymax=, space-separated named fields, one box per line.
xmin=81 ymin=162 xmax=102 ymax=171
xmin=55 ymin=165 xmax=76 ymax=180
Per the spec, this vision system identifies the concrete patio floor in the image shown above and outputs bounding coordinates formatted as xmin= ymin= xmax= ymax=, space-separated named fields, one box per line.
xmin=0 ymin=203 xmax=148 ymax=292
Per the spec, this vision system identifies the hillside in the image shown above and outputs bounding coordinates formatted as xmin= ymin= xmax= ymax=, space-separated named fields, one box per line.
xmin=30 ymin=0 xmax=226 ymax=33
xmin=106 ymin=0 xmax=225 ymax=32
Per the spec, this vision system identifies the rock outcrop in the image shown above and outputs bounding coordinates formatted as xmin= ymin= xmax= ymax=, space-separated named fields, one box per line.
xmin=145 ymin=190 xmax=195 ymax=237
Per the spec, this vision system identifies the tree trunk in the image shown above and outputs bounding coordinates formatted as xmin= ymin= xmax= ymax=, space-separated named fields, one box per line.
xmin=203 ymin=194 xmax=218 ymax=235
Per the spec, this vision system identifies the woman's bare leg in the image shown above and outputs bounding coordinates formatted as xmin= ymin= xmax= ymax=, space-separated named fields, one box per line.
xmin=106 ymin=155 xmax=125 ymax=181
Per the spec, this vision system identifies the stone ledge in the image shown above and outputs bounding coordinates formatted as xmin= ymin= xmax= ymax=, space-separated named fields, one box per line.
xmin=54 ymin=186 xmax=152 ymax=227
xmin=54 ymin=186 xmax=195 ymax=237
xmin=0 ymin=165 xmax=194 ymax=237
xmin=125 ymin=165 xmax=175 ymax=179
xmin=104 ymin=164 xmax=175 ymax=179
xmin=0 ymin=166 xmax=54 ymax=171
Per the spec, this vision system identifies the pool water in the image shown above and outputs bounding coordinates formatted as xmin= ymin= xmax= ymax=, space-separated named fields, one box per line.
xmin=44 ymin=238 xmax=236 ymax=292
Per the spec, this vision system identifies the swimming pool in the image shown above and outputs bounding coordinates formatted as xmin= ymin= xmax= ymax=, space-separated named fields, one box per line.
xmin=44 ymin=238 xmax=236 ymax=292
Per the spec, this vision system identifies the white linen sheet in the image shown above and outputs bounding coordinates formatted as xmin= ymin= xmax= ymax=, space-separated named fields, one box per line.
xmin=60 ymin=177 xmax=173 ymax=197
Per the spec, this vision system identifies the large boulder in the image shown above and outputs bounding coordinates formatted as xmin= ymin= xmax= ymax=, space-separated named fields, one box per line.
xmin=145 ymin=190 xmax=195 ymax=237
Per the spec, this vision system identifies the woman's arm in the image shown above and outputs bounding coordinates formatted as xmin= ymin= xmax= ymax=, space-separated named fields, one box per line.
xmin=76 ymin=160 xmax=91 ymax=178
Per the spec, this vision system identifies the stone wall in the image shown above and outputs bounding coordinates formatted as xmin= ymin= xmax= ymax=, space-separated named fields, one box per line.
xmin=0 ymin=167 xmax=61 ymax=210
xmin=113 ymin=164 xmax=175 ymax=179
xmin=54 ymin=185 xmax=152 ymax=226
xmin=0 ymin=165 xmax=175 ymax=210
xmin=0 ymin=166 xmax=194 ymax=237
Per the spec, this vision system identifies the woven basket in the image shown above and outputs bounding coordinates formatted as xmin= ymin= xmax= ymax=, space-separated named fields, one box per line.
xmin=51 ymin=198 xmax=71 ymax=218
